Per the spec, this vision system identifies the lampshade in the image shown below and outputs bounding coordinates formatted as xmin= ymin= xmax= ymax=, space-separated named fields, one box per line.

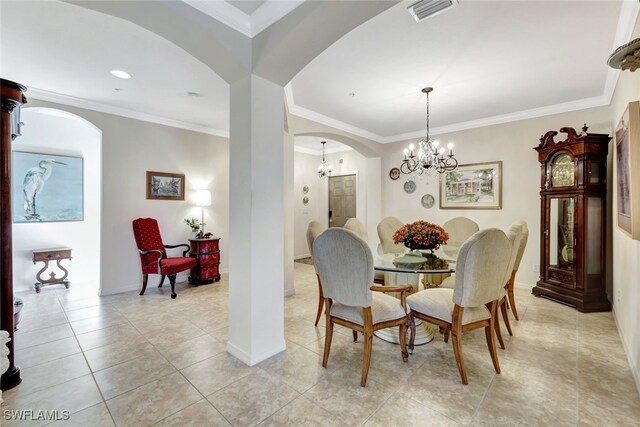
xmin=194 ymin=189 xmax=212 ymax=207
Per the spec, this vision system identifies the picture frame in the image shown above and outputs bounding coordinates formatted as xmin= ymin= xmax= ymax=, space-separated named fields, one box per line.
xmin=146 ymin=171 xmax=185 ymax=201
xmin=440 ymin=161 xmax=502 ymax=209
xmin=615 ymin=101 xmax=640 ymax=240
xmin=12 ymin=151 xmax=84 ymax=223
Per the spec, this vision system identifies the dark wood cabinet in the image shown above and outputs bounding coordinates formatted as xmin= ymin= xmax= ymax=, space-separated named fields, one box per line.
xmin=188 ymin=238 xmax=221 ymax=285
xmin=532 ymin=126 xmax=611 ymax=312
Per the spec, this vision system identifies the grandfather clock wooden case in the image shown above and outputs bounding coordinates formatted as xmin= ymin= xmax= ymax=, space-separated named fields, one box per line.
xmin=532 ymin=126 xmax=611 ymax=312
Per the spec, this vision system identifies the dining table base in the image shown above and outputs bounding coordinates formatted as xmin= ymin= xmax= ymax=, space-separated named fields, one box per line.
xmin=374 ymin=318 xmax=435 ymax=346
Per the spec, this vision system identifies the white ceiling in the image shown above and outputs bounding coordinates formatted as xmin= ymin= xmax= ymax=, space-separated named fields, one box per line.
xmin=290 ymin=1 xmax=625 ymax=140
xmin=0 ymin=1 xmax=635 ymax=143
xmin=0 ymin=0 xmax=230 ymax=136
xmin=227 ymin=0 xmax=266 ymax=15
xmin=294 ymin=136 xmax=351 ymax=155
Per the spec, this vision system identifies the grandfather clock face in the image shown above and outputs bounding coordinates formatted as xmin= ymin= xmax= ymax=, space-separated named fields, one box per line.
xmin=550 ymin=154 xmax=575 ymax=187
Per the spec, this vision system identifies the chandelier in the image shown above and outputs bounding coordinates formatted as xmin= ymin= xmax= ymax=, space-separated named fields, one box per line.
xmin=317 ymin=140 xmax=332 ymax=179
xmin=400 ymin=87 xmax=458 ymax=175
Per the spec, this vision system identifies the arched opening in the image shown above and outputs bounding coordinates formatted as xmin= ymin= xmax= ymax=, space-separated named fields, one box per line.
xmin=12 ymin=107 xmax=102 ymax=297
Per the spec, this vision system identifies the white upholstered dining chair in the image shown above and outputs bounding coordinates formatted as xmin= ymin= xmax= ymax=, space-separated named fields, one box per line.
xmin=407 ymin=228 xmax=512 ymax=385
xmin=313 ymin=228 xmax=411 ymax=387
xmin=377 ymin=216 xmax=406 ymax=255
xmin=493 ymin=222 xmax=525 ymax=349
xmin=344 ymin=217 xmax=368 ymax=242
xmin=442 ymin=217 xmax=479 ymax=258
xmin=306 ymin=221 xmax=326 ymax=326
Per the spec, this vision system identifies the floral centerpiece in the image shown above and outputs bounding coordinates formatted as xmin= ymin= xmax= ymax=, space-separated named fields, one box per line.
xmin=392 ymin=220 xmax=449 ymax=253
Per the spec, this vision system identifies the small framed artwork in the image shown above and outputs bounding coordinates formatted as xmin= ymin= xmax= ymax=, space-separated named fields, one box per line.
xmin=12 ymin=151 xmax=84 ymax=223
xmin=440 ymin=161 xmax=502 ymax=209
xmin=615 ymin=101 xmax=640 ymax=240
xmin=389 ymin=167 xmax=400 ymax=180
xmin=146 ymin=171 xmax=185 ymax=201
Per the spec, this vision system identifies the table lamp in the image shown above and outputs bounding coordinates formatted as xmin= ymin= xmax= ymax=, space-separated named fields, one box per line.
xmin=194 ymin=189 xmax=212 ymax=234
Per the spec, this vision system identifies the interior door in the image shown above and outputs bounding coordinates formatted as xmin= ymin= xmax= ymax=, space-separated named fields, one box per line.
xmin=329 ymin=174 xmax=356 ymax=228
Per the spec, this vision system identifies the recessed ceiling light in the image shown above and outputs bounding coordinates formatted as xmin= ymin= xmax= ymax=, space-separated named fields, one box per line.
xmin=348 ymin=92 xmax=356 ymax=97
xmin=110 ymin=70 xmax=131 ymax=79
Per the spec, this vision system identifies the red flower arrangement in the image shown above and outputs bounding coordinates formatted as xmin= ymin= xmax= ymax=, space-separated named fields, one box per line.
xmin=392 ymin=220 xmax=449 ymax=252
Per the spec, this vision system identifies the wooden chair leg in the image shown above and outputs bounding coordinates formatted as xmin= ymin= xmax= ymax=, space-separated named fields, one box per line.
xmin=361 ymin=332 xmax=373 ymax=387
xmin=494 ymin=306 xmax=505 ymax=350
xmin=139 ymin=274 xmax=148 ymax=296
xmin=322 ymin=299 xmax=333 ymax=368
xmin=169 ymin=274 xmax=177 ymax=299
xmin=508 ymin=285 xmax=519 ymax=321
xmin=408 ymin=313 xmax=416 ymax=354
xmin=399 ymin=320 xmax=409 ymax=362
xmin=451 ymin=306 xmax=468 ymax=385
xmin=158 ymin=275 xmax=166 ymax=288
xmin=486 ymin=301 xmax=501 ymax=374
xmin=501 ymin=299 xmax=513 ymax=336
xmin=444 ymin=328 xmax=450 ymax=343
xmin=314 ymin=276 xmax=324 ymax=326
xmin=352 ymin=330 xmax=358 ymax=342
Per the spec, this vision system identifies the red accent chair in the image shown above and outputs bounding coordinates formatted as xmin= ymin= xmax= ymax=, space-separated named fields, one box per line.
xmin=132 ymin=218 xmax=196 ymax=299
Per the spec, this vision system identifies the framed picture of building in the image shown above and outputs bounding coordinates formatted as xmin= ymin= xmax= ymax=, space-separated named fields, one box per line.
xmin=146 ymin=171 xmax=185 ymax=201
xmin=615 ymin=101 xmax=640 ymax=240
xmin=440 ymin=161 xmax=502 ymax=209
xmin=12 ymin=151 xmax=84 ymax=223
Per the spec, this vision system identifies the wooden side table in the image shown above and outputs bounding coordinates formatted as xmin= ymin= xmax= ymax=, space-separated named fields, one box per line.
xmin=188 ymin=238 xmax=221 ymax=285
xmin=32 ymin=248 xmax=72 ymax=293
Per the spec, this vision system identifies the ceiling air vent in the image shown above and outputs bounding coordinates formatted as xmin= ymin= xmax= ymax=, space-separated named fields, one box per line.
xmin=408 ymin=0 xmax=458 ymax=23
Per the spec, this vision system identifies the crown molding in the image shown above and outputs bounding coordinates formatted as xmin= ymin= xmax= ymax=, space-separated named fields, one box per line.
xmin=27 ymin=87 xmax=229 ymax=138
xmin=183 ymin=1 xmax=252 ymax=37
xmin=183 ymin=0 xmax=305 ymax=38
xmin=293 ymin=144 xmax=352 ymax=156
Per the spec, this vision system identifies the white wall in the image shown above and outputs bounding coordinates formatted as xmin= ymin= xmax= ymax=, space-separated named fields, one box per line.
xmin=26 ymin=99 xmax=229 ymax=296
xmin=611 ymin=14 xmax=640 ymax=393
xmin=12 ymin=108 xmax=101 ymax=293
xmin=293 ymin=151 xmax=327 ymax=258
xmin=381 ymin=106 xmax=612 ymax=288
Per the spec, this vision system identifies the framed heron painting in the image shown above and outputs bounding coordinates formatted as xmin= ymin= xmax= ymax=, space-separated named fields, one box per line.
xmin=12 ymin=151 xmax=84 ymax=223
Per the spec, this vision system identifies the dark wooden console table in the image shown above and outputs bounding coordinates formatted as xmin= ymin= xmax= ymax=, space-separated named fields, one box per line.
xmin=188 ymin=238 xmax=221 ymax=285
xmin=32 ymin=247 xmax=72 ymax=293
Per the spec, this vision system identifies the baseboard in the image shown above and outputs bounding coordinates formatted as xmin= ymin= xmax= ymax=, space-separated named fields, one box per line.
xmin=294 ymin=253 xmax=311 ymax=260
xmin=226 ymin=339 xmax=287 ymax=366
xmin=100 ymin=272 xmax=189 ymax=296
xmin=612 ymin=306 xmax=640 ymax=395
xmin=515 ymin=281 xmax=534 ymax=291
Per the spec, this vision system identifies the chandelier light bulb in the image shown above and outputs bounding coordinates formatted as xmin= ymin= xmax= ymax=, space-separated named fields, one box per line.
xmin=433 ymin=140 xmax=440 ymax=147
xmin=409 ymin=143 xmax=415 ymax=152
xmin=403 ymin=148 xmax=409 ymax=156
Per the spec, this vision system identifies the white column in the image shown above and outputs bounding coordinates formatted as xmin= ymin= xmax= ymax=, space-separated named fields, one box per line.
xmin=227 ymin=74 xmax=286 ymax=365
xmin=283 ymin=131 xmax=295 ymax=296
xmin=365 ymin=157 xmax=382 ymax=243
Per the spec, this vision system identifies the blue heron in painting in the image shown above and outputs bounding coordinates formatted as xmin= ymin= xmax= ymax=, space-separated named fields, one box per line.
xmin=22 ymin=159 xmax=66 ymax=221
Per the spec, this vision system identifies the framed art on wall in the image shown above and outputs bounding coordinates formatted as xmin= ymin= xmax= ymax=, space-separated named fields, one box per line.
xmin=146 ymin=171 xmax=185 ymax=201
xmin=12 ymin=151 xmax=84 ymax=223
xmin=615 ymin=101 xmax=640 ymax=240
xmin=440 ymin=161 xmax=502 ymax=209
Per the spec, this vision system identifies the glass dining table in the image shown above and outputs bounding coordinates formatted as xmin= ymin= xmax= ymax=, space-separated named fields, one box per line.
xmin=371 ymin=245 xmax=457 ymax=345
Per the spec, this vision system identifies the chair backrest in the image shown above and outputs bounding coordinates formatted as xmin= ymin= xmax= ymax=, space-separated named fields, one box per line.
xmin=443 ymin=217 xmax=480 ymax=248
xmin=344 ymin=218 xmax=368 ymax=242
xmin=306 ymin=221 xmax=325 ymax=273
xmin=505 ymin=221 xmax=526 ymax=286
xmin=511 ymin=220 xmax=529 ymax=273
xmin=377 ymin=216 xmax=405 ymax=254
xmin=453 ymin=228 xmax=511 ymax=308
xmin=132 ymin=218 xmax=166 ymax=268
xmin=313 ymin=228 xmax=373 ymax=307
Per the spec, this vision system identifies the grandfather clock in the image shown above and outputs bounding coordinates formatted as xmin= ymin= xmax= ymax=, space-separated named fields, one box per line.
xmin=1 ymin=79 xmax=27 ymax=390
xmin=532 ymin=125 xmax=611 ymax=312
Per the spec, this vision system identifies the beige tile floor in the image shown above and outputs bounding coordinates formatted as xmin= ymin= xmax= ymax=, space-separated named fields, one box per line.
xmin=3 ymin=263 xmax=640 ymax=426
